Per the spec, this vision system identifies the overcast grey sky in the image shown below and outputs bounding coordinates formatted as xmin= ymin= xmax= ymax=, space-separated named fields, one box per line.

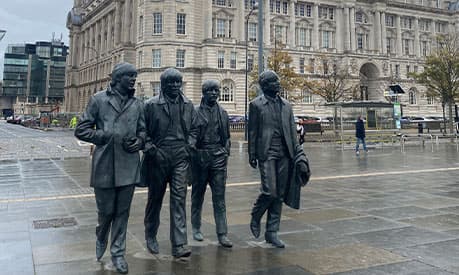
xmin=0 ymin=0 xmax=73 ymax=80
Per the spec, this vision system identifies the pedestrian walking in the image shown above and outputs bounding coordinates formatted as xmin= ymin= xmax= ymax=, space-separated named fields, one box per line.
xmin=355 ymin=115 xmax=367 ymax=155
xmin=74 ymin=62 xmax=146 ymax=274
xmin=296 ymin=119 xmax=305 ymax=144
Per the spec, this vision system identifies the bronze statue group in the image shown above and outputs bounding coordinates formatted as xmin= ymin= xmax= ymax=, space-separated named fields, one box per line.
xmin=75 ymin=63 xmax=311 ymax=274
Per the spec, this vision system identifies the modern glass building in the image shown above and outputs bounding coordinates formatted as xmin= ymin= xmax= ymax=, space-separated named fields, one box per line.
xmin=1 ymin=41 xmax=68 ymax=111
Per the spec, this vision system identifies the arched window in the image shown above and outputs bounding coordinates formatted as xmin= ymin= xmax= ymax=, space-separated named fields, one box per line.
xmin=408 ymin=89 xmax=417 ymax=104
xmin=220 ymin=79 xmax=234 ymax=102
xmin=301 ymin=90 xmax=313 ymax=104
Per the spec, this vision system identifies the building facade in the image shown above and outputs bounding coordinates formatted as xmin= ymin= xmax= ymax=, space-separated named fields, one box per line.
xmin=65 ymin=0 xmax=459 ymax=117
xmin=1 ymin=41 xmax=68 ymax=114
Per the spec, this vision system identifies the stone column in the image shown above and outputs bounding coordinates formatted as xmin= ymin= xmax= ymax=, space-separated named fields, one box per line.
xmin=396 ymin=15 xmax=402 ymax=56
xmin=381 ymin=12 xmax=387 ymax=54
xmin=374 ymin=10 xmax=381 ymax=52
xmin=123 ymin=0 xmax=132 ymax=44
xmin=312 ymin=4 xmax=319 ymax=50
xmin=237 ymin=0 xmax=245 ymax=41
xmin=335 ymin=7 xmax=343 ymax=52
xmin=414 ymin=17 xmax=420 ymax=57
xmin=107 ymin=12 xmax=113 ymax=52
xmin=350 ymin=7 xmax=356 ymax=51
xmin=89 ymin=25 xmax=94 ymax=59
xmin=114 ymin=0 xmax=122 ymax=46
xmin=288 ymin=0 xmax=296 ymax=47
xmin=130 ymin=0 xmax=136 ymax=42
xmin=69 ymin=33 xmax=75 ymax=67
xmin=343 ymin=7 xmax=350 ymax=51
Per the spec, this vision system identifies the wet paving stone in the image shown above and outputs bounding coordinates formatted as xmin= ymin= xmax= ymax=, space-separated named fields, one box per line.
xmin=394 ymin=239 xmax=459 ymax=273
xmin=399 ymin=214 xmax=459 ymax=231
xmin=281 ymin=243 xmax=407 ymax=274
xmin=365 ymin=206 xmax=444 ymax=220
xmin=350 ymin=226 xmax=455 ymax=249
xmin=283 ymin=208 xmax=362 ymax=224
xmin=332 ymin=260 xmax=457 ymax=275
xmin=1 ymin=133 xmax=459 ymax=274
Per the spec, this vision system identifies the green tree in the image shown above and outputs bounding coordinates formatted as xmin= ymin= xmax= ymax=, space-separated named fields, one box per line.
xmin=248 ymin=43 xmax=306 ymax=101
xmin=410 ymin=34 xmax=459 ymax=134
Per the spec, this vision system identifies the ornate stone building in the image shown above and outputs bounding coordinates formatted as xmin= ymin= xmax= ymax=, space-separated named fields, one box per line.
xmin=65 ymin=0 xmax=459 ymax=117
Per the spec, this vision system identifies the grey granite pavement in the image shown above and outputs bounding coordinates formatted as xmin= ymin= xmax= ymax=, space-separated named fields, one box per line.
xmin=1 ymin=121 xmax=459 ymax=274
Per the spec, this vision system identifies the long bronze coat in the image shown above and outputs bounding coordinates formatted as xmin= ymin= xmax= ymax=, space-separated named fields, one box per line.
xmin=75 ymin=86 xmax=146 ymax=188
xmin=140 ymin=93 xmax=198 ymax=186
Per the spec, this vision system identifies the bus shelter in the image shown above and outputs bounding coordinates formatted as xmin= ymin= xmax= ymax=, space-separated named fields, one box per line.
xmin=325 ymin=101 xmax=399 ymax=149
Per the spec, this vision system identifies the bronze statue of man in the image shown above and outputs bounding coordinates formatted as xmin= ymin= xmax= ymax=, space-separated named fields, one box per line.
xmin=191 ymin=80 xmax=232 ymax=248
xmin=75 ymin=62 xmax=146 ymax=274
xmin=141 ymin=68 xmax=198 ymax=258
xmin=248 ymin=70 xmax=310 ymax=248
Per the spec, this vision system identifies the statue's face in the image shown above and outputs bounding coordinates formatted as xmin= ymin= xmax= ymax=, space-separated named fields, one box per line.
xmin=163 ymin=75 xmax=182 ymax=98
xmin=261 ymin=74 xmax=281 ymax=97
xmin=118 ymin=72 xmax=137 ymax=95
xmin=203 ymin=85 xmax=220 ymax=106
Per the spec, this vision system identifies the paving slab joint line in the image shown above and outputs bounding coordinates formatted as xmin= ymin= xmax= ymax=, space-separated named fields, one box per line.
xmin=3 ymin=166 xmax=459 ymax=204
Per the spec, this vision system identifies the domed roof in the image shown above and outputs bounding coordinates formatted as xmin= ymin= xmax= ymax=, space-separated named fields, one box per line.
xmin=66 ymin=8 xmax=83 ymax=28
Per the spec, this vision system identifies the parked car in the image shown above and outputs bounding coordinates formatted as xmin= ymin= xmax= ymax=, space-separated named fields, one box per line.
xmin=6 ymin=115 xmax=23 ymax=124
xmin=228 ymin=115 xmax=245 ymax=123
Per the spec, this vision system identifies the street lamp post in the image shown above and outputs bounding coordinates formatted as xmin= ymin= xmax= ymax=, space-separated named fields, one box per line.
xmin=245 ymin=3 xmax=258 ymax=141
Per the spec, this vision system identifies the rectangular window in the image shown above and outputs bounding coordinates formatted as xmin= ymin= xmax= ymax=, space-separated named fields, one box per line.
xmin=322 ymin=31 xmax=330 ymax=48
xmin=248 ymin=23 xmax=257 ymax=41
xmin=138 ymin=51 xmax=143 ymax=67
xmin=151 ymin=82 xmax=160 ymax=97
xmin=297 ymin=28 xmax=306 ymax=46
xmin=152 ymin=49 xmax=161 ymax=68
xmin=323 ymin=60 xmax=328 ymax=74
xmin=153 ymin=13 xmax=162 ymax=34
xmin=282 ymin=1 xmax=288 ymax=14
xmin=301 ymin=90 xmax=313 ymax=103
xmin=386 ymin=38 xmax=392 ymax=53
xmin=229 ymin=20 xmax=232 ymax=38
xmin=138 ymin=16 xmax=144 ymax=39
xmin=217 ymin=19 xmax=226 ymax=37
xmin=276 ymin=0 xmax=281 ymax=13
xmin=299 ymin=58 xmax=305 ymax=74
xmin=421 ymin=41 xmax=428 ymax=56
xmin=357 ymin=33 xmax=364 ymax=49
xmin=176 ymin=49 xmax=185 ymax=67
xmin=395 ymin=64 xmax=400 ymax=78
xmin=385 ymin=15 xmax=395 ymax=27
xmin=230 ymin=52 xmax=237 ymax=69
xmin=403 ymin=39 xmax=410 ymax=55
xmin=248 ymin=53 xmax=254 ymax=71
xmin=177 ymin=13 xmax=186 ymax=35
xmin=309 ymin=58 xmax=315 ymax=73
xmin=217 ymin=51 xmax=225 ymax=69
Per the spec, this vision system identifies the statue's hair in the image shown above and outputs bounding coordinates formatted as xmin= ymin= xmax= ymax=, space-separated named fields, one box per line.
xmin=110 ymin=62 xmax=137 ymax=86
xmin=258 ymin=70 xmax=279 ymax=87
xmin=202 ymin=79 xmax=220 ymax=94
xmin=160 ymin=68 xmax=183 ymax=88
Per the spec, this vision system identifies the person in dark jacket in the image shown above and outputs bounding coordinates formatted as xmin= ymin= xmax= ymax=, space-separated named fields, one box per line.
xmin=191 ymin=80 xmax=232 ymax=248
xmin=141 ymin=68 xmax=198 ymax=258
xmin=75 ymin=62 xmax=146 ymax=274
xmin=355 ymin=115 xmax=367 ymax=155
xmin=248 ymin=70 xmax=310 ymax=248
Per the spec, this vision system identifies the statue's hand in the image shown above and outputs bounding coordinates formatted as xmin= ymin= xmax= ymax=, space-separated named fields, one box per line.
xmin=124 ymin=137 xmax=143 ymax=153
xmin=249 ymin=157 xmax=257 ymax=169
xmin=298 ymin=162 xmax=311 ymax=186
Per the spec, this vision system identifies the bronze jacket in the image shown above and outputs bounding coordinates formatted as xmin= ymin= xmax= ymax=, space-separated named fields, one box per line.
xmin=248 ymin=94 xmax=302 ymax=161
xmin=75 ymin=86 xmax=146 ymax=188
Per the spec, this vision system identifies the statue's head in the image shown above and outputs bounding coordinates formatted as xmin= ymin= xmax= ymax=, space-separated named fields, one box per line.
xmin=160 ymin=68 xmax=183 ymax=98
xmin=201 ymin=79 xmax=220 ymax=106
xmin=110 ymin=62 xmax=137 ymax=95
xmin=259 ymin=70 xmax=280 ymax=97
